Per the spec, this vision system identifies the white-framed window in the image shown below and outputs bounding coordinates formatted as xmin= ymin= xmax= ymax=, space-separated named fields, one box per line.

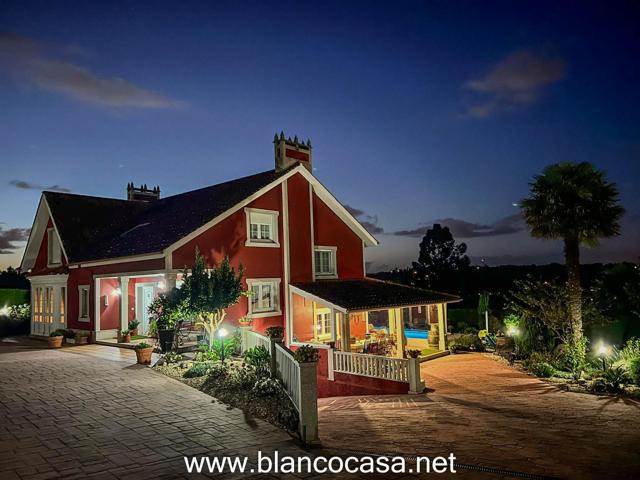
xmin=78 ymin=285 xmax=90 ymax=322
xmin=245 ymin=208 xmax=279 ymax=247
xmin=315 ymin=308 xmax=332 ymax=339
xmin=47 ymin=228 xmax=62 ymax=266
xmin=314 ymin=246 xmax=337 ymax=278
xmin=247 ymin=278 xmax=281 ymax=317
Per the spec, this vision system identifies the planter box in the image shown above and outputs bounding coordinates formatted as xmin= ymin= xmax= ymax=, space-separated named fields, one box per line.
xmin=65 ymin=338 xmax=76 ymax=344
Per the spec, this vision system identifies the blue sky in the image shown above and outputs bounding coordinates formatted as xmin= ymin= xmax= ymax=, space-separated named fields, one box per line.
xmin=1 ymin=0 xmax=639 ymax=270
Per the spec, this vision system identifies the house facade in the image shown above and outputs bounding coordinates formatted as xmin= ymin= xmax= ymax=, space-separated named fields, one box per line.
xmin=21 ymin=133 xmax=459 ymax=395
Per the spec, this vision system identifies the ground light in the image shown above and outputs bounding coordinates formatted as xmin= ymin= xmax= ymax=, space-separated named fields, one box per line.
xmin=218 ymin=327 xmax=228 ymax=363
xmin=598 ymin=342 xmax=610 ymax=370
xmin=508 ymin=327 xmax=520 ymax=357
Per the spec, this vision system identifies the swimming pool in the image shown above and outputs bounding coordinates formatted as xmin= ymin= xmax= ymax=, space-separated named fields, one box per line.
xmin=405 ymin=329 xmax=429 ymax=339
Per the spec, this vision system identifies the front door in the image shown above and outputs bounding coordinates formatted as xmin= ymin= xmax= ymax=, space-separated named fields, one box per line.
xmin=136 ymin=285 xmax=155 ymax=335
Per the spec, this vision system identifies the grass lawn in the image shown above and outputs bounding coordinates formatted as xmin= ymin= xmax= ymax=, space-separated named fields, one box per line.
xmin=420 ymin=347 xmax=441 ymax=356
xmin=0 ymin=288 xmax=29 ymax=307
xmin=131 ymin=335 xmax=148 ymax=340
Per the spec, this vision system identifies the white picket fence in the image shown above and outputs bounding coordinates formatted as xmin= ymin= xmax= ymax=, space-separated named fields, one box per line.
xmin=274 ymin=343 xmax=301 ymax=411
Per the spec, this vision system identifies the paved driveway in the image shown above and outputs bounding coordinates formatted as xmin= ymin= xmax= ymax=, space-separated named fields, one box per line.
xmin=318 ymin=353 xmax=640 ymax=479
xmin=0 ymin=338 xmax=308 ymax=479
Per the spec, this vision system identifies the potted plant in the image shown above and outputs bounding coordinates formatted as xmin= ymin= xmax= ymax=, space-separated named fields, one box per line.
xmin=120 ymin=330 xmax=132 ymax=343
xmin=293 ymin=344 xmax=319 ymax=363
xmin=265 ymin=325 xmax=284 ymax=340
xmin=134 ymin=342 xmax=155 ymax=365
xmin=238 ymin=316 xmax=252 ymax=328
xmin=63 ymin=328 xmax=76 ymax=344
xmin=407 ymin=349 xmax=421 ymax=359
xmin=148 ymin=290 xmax=182 ymax=353
xmin=128 ymin=319 xmax=140 ymax=336
xmin=48 ymin=330 xmax=64 ymax=348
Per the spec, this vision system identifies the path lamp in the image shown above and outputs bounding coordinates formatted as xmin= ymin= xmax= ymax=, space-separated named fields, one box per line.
xmin=218 ymin=327 xmax=228 ymax=363
xmin=597 ymin=342 xmax=610 ymax=371
xmin=508 ymin=326 xmax=520 ymax=357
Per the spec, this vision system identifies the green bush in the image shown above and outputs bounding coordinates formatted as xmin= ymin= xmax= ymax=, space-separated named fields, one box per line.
xmin=230 ymin=365 xmax=259 ymax=390
xmin=194 ymin=349 xmax=218 ymax=362
xmin=559 ymin=338 xmax=588 ymax=376
xmin=627 ymin=357 xmax=640 ymax=386
xmin=183 ymin=362 xmax=212 ymax=378
xmin=49 ymin=330 xmax=64 ymax=337
xmin=207 ymin=362 xmax=230 ymax=381
xmin=449 ymin=334 xmax=484 ymax=353
xmin=265 ymin=326 xmax=284 ymax=339
xmin=163 ymin=352 xmax=183 ymax=364
xmin=530 ymin=362 xmax=555 ymax=378
xmin=252 ymin=377 xmax=281 ymax=397
xmin=293 ymin=344 xmax=319 ymax=363
xmin=619 ymin=337 xmax=640 ymax=363
xmin=243 ymin=346 xmax=270 ymax=375
xmin=587 ymin=366 xmax=630 ymax=393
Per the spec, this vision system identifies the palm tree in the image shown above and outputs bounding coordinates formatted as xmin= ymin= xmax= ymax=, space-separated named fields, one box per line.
xmin=521 ymin=162 xmax=624 ymax=342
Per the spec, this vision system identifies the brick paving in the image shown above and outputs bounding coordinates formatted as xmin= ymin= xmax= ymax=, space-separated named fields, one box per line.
xmin=318 ymin=352 xmax=640 ymax=479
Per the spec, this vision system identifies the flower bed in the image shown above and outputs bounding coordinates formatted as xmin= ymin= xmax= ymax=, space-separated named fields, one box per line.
xmin=154 ymin=347 xmax=299 ymax=433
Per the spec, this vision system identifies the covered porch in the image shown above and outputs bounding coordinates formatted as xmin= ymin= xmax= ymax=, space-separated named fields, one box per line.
xmin=289 ymin=279 xmax=459 ymax=359
xmin=93 ymin=271 xmax=185 ymax=342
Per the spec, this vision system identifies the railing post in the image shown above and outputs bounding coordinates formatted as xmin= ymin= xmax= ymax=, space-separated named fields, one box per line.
xmin=327 ymin=348 xmax=335 ymax=381
xmin=407 ymin=358 xmax=425 ymax=394
xmin=270 ymin=338 xmax=281 ymax=378
xmin=298 ymin=360 xmax=319 ymax=444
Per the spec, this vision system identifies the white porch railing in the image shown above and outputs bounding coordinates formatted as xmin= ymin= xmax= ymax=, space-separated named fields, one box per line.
xmin=240 ymin=329 xmax=271 ymax=353
xmin=274 ymin=342 xmax=301 ymax=411
xmin=239 ymin=328 xmax=318 ymax=443
xmin=330 ymin=350 xmax=425 ymax=394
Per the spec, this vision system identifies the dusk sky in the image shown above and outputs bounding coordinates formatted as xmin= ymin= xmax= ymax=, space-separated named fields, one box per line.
xmin=1 ymin=1 xmax=638 ymax=271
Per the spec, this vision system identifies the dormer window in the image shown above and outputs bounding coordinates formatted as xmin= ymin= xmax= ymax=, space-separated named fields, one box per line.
xmin=245 ymin=208 xmax=279 ymax=247
xmin=314 ymin=246 xmax=337 ymax=278
xmin=47 ymin=228 xmax=62 ymax=266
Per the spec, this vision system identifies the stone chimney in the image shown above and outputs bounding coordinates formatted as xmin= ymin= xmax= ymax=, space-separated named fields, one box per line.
xmin=274 ymin=132 xmax=312 ymax=173
xmin=127 ymin=183 xmax=160 ymax=201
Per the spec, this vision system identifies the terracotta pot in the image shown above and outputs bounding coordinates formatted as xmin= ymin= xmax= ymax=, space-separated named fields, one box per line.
xmin=48 ymin=336 xmax=63 ymax=348
xmin=135 ymin=347 xmax=154 ymax=365
xmin=122 ymin=335 xmax=131 ymax=343
xmin=131 ymin=328 xmax=139 ymax=336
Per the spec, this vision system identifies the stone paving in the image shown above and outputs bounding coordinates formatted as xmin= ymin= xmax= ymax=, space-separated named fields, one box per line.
xmin=318 ymin=352 xmax=640 ymax=479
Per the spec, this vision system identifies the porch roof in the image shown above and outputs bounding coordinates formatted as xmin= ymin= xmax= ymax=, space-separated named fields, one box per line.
xmin=291 ymin=278 xmax=460 ymax=312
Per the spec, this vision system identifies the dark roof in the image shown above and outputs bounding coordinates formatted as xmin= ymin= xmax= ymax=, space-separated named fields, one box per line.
xmin=45 ymin=169 xmax=288 ymax=263
xmin=291 ymin=278 xmax=460 ymax=311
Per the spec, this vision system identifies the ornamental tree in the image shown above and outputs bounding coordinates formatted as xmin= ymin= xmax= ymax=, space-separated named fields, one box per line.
xmin=181 ymin=251 xmax=245 ymax=349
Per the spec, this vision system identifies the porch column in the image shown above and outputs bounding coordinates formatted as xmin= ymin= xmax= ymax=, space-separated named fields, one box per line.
xmin=394 ymin=308 xmax=406 ymax=358
xmin=165 ymin=272 xmax=177 ymax=290
xmin=341 ymin=312 xmax=350 ymax=352
xmin=437 ymin=303 xmax=446 ymax=350
xmin=120 ymin=277 xmax=129 ymax=331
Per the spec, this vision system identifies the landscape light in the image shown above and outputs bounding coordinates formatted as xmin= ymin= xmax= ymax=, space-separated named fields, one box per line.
xmin=598 ymin=342 xmax=610 ymax=370
xmin=218 ymin=327 xmax=229 ymax=363
xmin=0 ymin=305 xmax=10 ymax=316
xmin=508 ymin=326 xmax=519 ymax=337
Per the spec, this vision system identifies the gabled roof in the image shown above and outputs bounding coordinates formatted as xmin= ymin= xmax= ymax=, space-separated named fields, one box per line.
xmin=23 ymin=164 xmax=378 ymax=268
xmin=291 ymin=278 xmax=461 ymax=312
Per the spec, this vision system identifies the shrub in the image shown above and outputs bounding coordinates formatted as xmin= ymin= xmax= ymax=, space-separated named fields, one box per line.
xmin=244 ymin=346 xmax=270 ymax=375
xmin=557 ymin=338 xmax=588 ymax=376
xmin=627 ymin=357 xmax=640 ymax=386
xmin=463 ymin=327 xmax=479 ymax=335
xmin=587 ymin=366 xmax=630 ymax=393
xmin=406 ymin=349 xmax=421 ymax=358
xmin=163 ymin=352 xmax=183 ymax=364
xmin=194 ymin=350 xmax=218 ymax=362
xmin=230 ymin=365 xmax=258 ymax=390
xmin=207 ymin=362 xmax=230 ymax=381
xmin=294 ymin=344 xmax=319 ymax=363
xmin=62 ymin=328 xmax=75 ymax=339
xmin=183 ymin=362 xmax=212 ymax=378
xmin=265 ymin=326 xmax=284 ymax=339
xmin=134 ymin=342 xmax=152 ymax=350
xmin=530 ymin=362 xmax=555 ymax=378
xmin=120 ymin=330 xmax=131 ymax=336
xmin=619 ymin=337 xmax=640 ymax=363
xmin=449 ymin=334 xmax=484 ymax=353
xmin=252 ymin=377 xmax=281 ymax=397
xmin=128 ymin=319 xmax=140 ymax=330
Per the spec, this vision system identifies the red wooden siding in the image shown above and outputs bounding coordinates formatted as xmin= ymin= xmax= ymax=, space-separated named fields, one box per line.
xmin=287 ymin=173 xmax=313 ymax=283
xmin=312 ymin=193 xmax=364 ymax=279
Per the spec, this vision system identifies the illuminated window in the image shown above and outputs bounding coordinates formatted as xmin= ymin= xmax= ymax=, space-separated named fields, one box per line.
xmin=245 ymin=208 xmax=279 ymax=247
xmin=314 ymin=246 xmax=337 ymax=277
xmin=78 ymin=285 xmax=90 ymax=322
xmin=47 ymin=228 xmax=62 ymax=265
xmin=247 ymin=279 xmax=281 ymax=317
xmin=60 ymin=287 xmax=66 ymax=325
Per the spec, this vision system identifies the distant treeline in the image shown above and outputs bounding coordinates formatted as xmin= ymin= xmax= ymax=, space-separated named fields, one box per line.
xmin=0 ymin=267 xmax=29 ymax=290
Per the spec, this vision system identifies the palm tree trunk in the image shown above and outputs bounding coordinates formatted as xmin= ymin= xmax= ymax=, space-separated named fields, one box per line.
xmin=564 ymin=237 xmax=582 ymax=341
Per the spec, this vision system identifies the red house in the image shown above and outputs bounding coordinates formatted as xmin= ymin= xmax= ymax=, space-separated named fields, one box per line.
xmin=21 ymin=133 xmax=459 ymax=395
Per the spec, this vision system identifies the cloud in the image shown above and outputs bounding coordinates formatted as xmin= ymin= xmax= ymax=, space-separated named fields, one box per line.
xmin=344 ymin=204 xmax=385 ymax=234
xmin=0 ymin=32 xmax=182 ymax=108
xmin=10 ymin=180 xmax=70 ymax=193
xmin=464 ymin=50 xmax=566 ymax=118
xmin=394 ymin=213 xmax=525 ymax=238
xmin=0 ymin=227 xmax=30 ymax=254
